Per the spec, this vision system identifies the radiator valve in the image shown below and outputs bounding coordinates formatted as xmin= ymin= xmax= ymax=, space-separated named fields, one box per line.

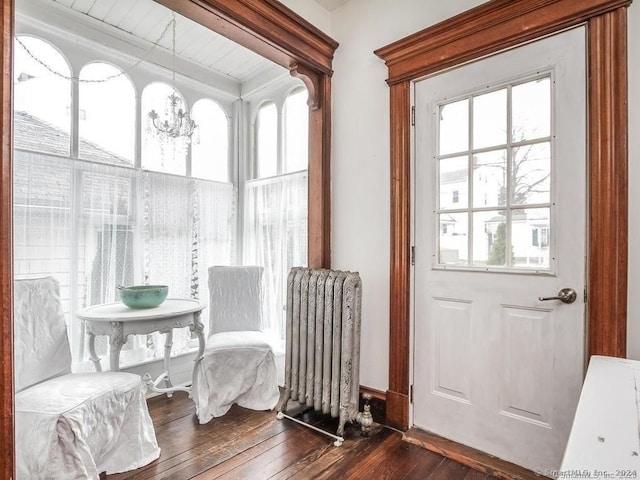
xmin=356 ymin=393 xmax=374 ymax=436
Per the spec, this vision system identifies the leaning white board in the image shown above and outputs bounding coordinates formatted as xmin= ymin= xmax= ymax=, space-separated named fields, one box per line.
xmin=561 ymin=356 xmax=640 ymax=478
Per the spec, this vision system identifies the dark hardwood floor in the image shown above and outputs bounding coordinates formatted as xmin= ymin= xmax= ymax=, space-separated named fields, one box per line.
xmin=109 ymin=392 xmax=498 ymax=480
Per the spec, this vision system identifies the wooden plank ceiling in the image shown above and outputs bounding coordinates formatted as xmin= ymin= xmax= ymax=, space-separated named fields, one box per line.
xmin=50 ymin=0 xmax=285 ymax=86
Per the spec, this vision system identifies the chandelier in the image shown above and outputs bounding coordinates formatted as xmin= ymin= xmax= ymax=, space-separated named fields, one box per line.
xmin=147 ymin=13 xmax=197 ymax=144
xmin=148 ymin=93 xmax=196 ymax=141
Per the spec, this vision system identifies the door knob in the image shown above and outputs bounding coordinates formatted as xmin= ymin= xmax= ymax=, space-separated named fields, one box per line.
xmin=538 ymin=288 xmax=577 ymax=304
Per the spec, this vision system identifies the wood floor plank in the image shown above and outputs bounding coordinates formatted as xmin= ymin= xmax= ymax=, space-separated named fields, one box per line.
xmin=404 ymin=428 xmax=542 ymax=480
xmin=400 ymin=448 xmax=446 ymax=480
xmin=465 ymin=469 xmax=491 ymax=480
xmin=147 ymin=392 xmax=196 ymax=426
xmin=349 ymin=440 xmax=442 ymax=480
xmin=145 ymin=412 xmax=278 ymax=479
xmin=157 ymin=413 xmax=292 ymax=479
xmin=107 ymin=395 xmax=501 ymax=480
xmin=426 ymin=458 xmax=471 ymax=480
xmin=267 ymin=442 xmax=336 ymax=480
xmin=110 ymin=406 xmax=260 ymax=479
xmin=191 ymin=429 xmax=293 ymax=480
xmin=205 ymin=425 xmax=328 ymax=480
xmin=284 ymin=426 xmax=393 ymax=480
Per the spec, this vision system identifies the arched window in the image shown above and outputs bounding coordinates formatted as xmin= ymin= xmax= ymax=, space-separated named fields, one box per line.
xmin=255 ymin=101 xmax=278 ymax=178
xmin=79 ymin=63 xmax=135 ymax=164
xmin=191 ymin=99 xmax=229 ymax=182
xmin=141 ymin=82 xmax=188 ymax=175
xmin=14 ymin=36 xmax=71 ymax=156
xmin=283 ymin=88 xmax=309 ymax=173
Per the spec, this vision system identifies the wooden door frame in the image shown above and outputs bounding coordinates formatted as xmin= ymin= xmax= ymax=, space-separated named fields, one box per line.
xmin=375 ymin=0 xmax=630 ymax=430
xmin=0 ymin=1 xmax=337 ymax=476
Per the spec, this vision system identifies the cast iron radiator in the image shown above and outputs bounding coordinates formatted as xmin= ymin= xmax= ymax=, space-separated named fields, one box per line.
xmin=277 ymin=267 xmax=363 ymax=446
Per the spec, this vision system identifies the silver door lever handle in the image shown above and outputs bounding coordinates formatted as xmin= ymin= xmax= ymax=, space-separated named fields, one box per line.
xmin=538 ymin=288 xmax=577 ymax=304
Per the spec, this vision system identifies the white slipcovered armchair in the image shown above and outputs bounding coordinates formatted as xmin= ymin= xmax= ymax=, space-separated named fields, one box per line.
xmin=14 ymin=277 xmax=160 ymax=479
xmin=191 ymin=266 xmax=279 ymax=424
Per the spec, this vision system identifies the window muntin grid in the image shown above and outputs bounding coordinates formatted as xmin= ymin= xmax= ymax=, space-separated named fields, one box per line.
xmin=435 ymin=74 xmax=553 ymax=272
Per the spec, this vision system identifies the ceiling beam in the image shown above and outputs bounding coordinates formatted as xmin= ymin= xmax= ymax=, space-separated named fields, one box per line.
xmin=154 ymin=0 xmax=338 ymax=76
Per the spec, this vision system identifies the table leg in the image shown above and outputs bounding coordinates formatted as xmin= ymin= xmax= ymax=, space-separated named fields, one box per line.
xmin=163 ymin=330 xmax=174 ymax=395
xmin=88 ymin=333 xmax=102 ymax=372
xmin=109 ymin=321 xmax=125 ymax=372
xmin=191 ymin=311 xmax=206 ymax=363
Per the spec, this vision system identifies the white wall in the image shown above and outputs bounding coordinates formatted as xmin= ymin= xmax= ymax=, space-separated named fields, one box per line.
xmin=627 ymin=2 xmax=640 ymax=360
xmin=282 ymin=0 xmax=482 ymax=391
xmin=278 ymin=0 xmax=332 ymax=34
xmin=282 ymin=0 xmax=640 ymax=389
xmin=329 ymin=0 xmax=488 ymax=392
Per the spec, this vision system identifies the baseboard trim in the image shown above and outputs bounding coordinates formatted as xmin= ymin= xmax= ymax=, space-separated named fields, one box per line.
xmin=386 ymin=389 xmax=409 ymax=430
xmin=359 ymin=385 xmax=386 ymax=425
xmin=403 ymin=428 xmax=548 ymax=480
xmin=359 ymin=385 xmax=386 ymax=401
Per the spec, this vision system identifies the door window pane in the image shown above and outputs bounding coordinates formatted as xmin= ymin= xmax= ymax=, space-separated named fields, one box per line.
xmin=473 ymin=210 xmax=507 ymax=267
xmin=79 ymin=63 xmax=135 ymax=164
xmin=473 ymin=150 xmax=506 ymax=208
xmin=439 ymin=99 xmax=468 ymax=155
xmin=473 ymin=89 xmax=507 ymax=149
xmin=512 ymin=208 xmax=550 ymax=269
xmin=439 ymin=156 xmax=468 ymax=209
xmin=512 ymin=78 xmax=551 ymax=142
xmin=439 ymin=212 xmax=468 ymax=265
xmin=512 ymin=142 xmax=551 ymax=205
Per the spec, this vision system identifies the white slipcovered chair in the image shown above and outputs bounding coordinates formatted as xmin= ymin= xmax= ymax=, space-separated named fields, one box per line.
xmin=191 ymin=266 xmax=279 ymax=424
xmin=14 ymin=277 xmax=160 ymax=479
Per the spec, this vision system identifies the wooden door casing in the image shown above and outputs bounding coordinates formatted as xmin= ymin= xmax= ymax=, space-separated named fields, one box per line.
xmin=375 ymin=0 xmax=631 ymax=430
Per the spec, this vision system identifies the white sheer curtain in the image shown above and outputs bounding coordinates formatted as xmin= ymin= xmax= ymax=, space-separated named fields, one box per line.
xmin=13 ymin=151 xmax=141 ymax=368
xmin=14 ymin=150 xmax=237 ymax=369
xmin=243 ymin=171 xmax=308 ymax=351
xmin=196 ymin=179 xmax=237 ymax=335
xmin=78 ymin=162 xmax=140 ymax=366
xmin=14 ymin=151 xmax=73 ymax=313
xmin=143 ymin=172 xmax=194 ymax=357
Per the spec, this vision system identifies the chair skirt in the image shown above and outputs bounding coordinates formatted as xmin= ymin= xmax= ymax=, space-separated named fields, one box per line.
xmin=15 ymin=372 xmax=160 ymax=479
xmin=191 ymin=331 xmax=279 ymax=424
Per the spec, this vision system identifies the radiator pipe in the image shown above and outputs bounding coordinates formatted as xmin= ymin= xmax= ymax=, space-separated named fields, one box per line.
xmin=277 ymin=411 xmax=345 ymax=446
xmin=355 ymin=393 xmax=374 ymax=436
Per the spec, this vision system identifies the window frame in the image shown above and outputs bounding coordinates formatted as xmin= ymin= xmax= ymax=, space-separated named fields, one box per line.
xmin=78 ymin=61 xmax=137 ymax=165
xmin=190 ymin=97 xmax=231 ymax=183
xmin=14 ymin=34 xmax=73 ymax=157
xmin=253 ymin=100 xmax=280 ymax=179
xmin=282 ymin=86 xmax=309 ymax=174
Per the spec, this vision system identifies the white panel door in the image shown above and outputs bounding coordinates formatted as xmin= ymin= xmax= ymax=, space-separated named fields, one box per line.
xmin=413 ymin=27 xmax=586 ymax=472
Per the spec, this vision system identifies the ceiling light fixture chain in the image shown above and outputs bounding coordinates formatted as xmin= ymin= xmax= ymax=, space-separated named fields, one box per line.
xmin=147 ymin=12 xmax=197 ymax=144
xmin=15 ymin=18 xmax=175 ymax=84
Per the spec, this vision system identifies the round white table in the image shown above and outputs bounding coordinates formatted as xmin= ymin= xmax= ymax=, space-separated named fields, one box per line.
xmin=78 ymin=298 xmax=206 ymax=395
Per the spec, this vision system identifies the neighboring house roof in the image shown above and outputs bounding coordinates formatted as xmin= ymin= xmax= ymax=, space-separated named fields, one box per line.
xmin=13 ymin=111 xmax=133 ymax=209
xmin=440 ymin=167 xmax=467 ymax=184
xmin=14 ymin=110 xmax=131 ymax=166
